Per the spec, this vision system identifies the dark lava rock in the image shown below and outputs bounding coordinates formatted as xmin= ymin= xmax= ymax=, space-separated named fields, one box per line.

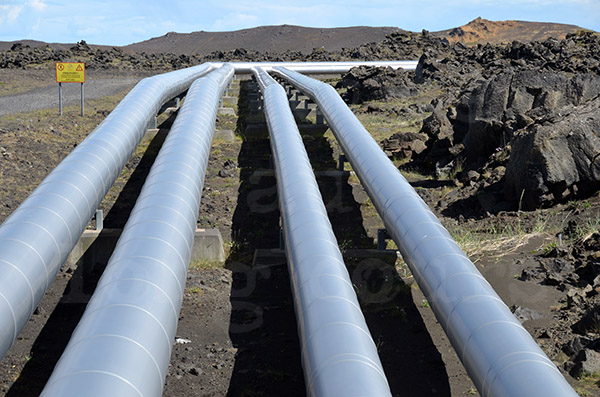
xmin=9 ymin=43 xmax=30 ymax=51
xmin=573 ymin=305 xmax=600 ymax=335
xmin=505 ymin=95 xmax=600 ymax=209
xmin=417 ymin=96 xmax=467 ymax=176
xmin=336 ymin=66 xmax=418 ymax=104
xmin=563 ymin=335 xmax=595 ymax=357
xmin=218 ymin=159 xmax=237 ymax=178
xmin=541 ymin=258 xmax=575 ymax=286
xmin=70 ymin=40 xmax=91 ymax=53
xmin=342 ymin=30 xmax=449 ymax=61
xmin=571 ymin=348 xmax=600 ymax=377
xmin=463 ymin=70 xmax=600 ymax=165
xmin=380 ymin=132 xmax=427 ymax=159
xmin=512 ymin=306 xmax=544 ymax=323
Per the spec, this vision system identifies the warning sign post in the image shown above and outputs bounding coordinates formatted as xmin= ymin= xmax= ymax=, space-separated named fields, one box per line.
xmin=56 ymin=62 xmax=85 ymax=116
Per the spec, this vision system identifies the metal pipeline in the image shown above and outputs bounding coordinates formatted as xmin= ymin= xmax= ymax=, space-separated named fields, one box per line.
xmin=41 ymin=64 xmax=234 ymax=396
xmin=253 ymin=67 xmax=391 ymax=397
xmin=219 ymin=61 xmax=418 ymax=74
xmin=0 ymin=63 xmax=215 ymax=361
xmin=271 ymin=67 xmax=577 ymax=396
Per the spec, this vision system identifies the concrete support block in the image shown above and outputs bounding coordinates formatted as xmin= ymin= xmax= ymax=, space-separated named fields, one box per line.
xmin=192 ymin=228 xmax=226 ymax=263
xmin=218 ymin=107 xmax=237 ymax=116
xmin=214 ymin=129 xmax=236 ymax=142
xmin=222 ymin=96 xmax=237 ymax=107
xmin=61 ymin=228 xmax=225 ymax=303
xmin=291 ymin=108 xmax=316 ymax=120
xmin=67 ymin=228 xmax=225 ymax=268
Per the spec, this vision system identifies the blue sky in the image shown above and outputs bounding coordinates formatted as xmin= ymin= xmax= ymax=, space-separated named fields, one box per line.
xmin=0 ymin=0 xmax=598 ymax=46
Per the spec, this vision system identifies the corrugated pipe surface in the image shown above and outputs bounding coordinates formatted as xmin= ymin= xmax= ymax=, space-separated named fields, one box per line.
xmin=0 ymin=63 xmax=215 ymax=362
xmin=41 ymin=64 xmax=234 ymax=396
xmin=253 ymin=67 xmax=391 ymax=397
xmin=272 ymin=67 xmax=577 ymax=397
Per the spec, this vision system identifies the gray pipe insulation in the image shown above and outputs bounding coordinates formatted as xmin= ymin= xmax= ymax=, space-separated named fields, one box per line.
xmin=0 ymin=60 xmax=413 ymax=364
xmin=253 ymin=67 xmax=391 ymax=397
xmin=41 ymin=64 xmax=234 ymax=396
xmin=0 ymin=63 xmax=217 ymax=362
xmin=271 ymin=67 xmax=577 ymax=396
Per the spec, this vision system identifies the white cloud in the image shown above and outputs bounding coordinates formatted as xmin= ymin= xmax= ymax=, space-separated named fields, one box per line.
xmin=0 ymin=4 xmax=24 ymax=24
xmin=29 ymin=0 xmax=47 ymax=12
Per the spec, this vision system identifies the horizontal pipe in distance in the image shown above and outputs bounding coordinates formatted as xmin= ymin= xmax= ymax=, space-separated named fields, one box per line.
xmin=212 ymin=61 xmax=417 ymax=74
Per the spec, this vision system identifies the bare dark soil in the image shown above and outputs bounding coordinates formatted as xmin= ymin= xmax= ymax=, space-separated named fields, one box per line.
xmin=1 ymin=70 xmax=600 ymax=397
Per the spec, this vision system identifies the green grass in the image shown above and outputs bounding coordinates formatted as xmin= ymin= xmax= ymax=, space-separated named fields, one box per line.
xmin=347 ymin=87 xmax=442 ymax=143
xmin=189 ymin=259 xmax=226 ymax=270
xmin=187 ymin=286 xmax=204 ymax=294
xmin=575 ymin=371 xmax=600 ymax=396
xmin=444 ymin=214 xmax=553 ymax=259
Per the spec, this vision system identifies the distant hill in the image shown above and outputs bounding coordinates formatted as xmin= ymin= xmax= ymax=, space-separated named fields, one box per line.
xmin=0 ymin=19 xmax=592 ymax=55
xmin=123 ymin=25 xmax=404 ymax=55
xmin=0 ymin=39 xmax=112 ymax=52
xmin=435 ymin=17 xmax=585 ymax=45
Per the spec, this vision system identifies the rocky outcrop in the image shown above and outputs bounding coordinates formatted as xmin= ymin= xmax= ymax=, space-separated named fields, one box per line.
xmin=463 ymin=70 xmax=600 ymax=164
xmin=437 ymin=17 xmax=583 ymax=45
xmin=381 ymin=132 xmax=427 ymax=159
xmin=505 ymin=95 xmax=600 ymax=209
xmin=336 ymin=66 xmax=418 ymax=103
xmin=410 ymin=31 xmax=600 ymax=209
xmin=418 ymin=96 xmax=467 ymax=176
xmin=342 ymin=30 xmax=450 ymax=60
xmin=413 ymin=31 xmax=600 ymax=89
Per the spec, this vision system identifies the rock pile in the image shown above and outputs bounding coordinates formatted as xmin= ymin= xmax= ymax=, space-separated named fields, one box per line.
xmin=341 ymin=30 xmax=450 ymax=60
xmin=335 ymin=30 xmax=600 ymax=211
xmin=404 ymin=31 xmax=600 ymax=210
xmin=335 ymin=66 xmax=418 ymax=103
xmin=0 ymin=31 xmax=453 ymax=71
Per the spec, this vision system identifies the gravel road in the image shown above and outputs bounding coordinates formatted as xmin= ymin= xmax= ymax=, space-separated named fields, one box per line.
xmin=0 ymin=77 xmax=142 ymax=116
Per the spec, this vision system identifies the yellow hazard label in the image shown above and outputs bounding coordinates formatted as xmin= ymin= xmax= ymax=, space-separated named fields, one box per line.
xmin=56 ymin=62 xmax=85 ymax=83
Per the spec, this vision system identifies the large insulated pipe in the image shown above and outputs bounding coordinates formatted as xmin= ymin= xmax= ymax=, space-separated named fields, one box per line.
xmin=272 ymin=67 xmax=577 ymax=396
xmin=253 ymin=67 xmax=391 ymax=397
xmin=0 ymin=63 xmax=215 ymax=361
xmin=41 ymin=64 xmax=234 ymax=396
xmin=221 ymin=60 xmax=418 ymax=74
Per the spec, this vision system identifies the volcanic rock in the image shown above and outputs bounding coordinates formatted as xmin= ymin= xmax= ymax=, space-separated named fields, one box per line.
xmin=572 ymin=349 xmax=600 ymax=376
xmin=336 ymin=66 xmax=418 ymax=104
xmin=463 ymin=70 xmax=600 ymax=164
xmin=381 ymin=132 xmax=427 ymax=159
xmin=505 ymin=95 xmax=600 ymax=209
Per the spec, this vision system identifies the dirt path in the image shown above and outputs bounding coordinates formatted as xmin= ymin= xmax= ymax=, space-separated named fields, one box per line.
xmin=0 ymin=77 xmax=141 ymax=116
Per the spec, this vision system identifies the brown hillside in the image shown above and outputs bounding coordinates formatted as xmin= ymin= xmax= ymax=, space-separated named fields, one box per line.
xmin=123 ymin=25 xmax=403 ymax=55
xmin=0 ymin=19 xmax=593 ymax=55
xmin=435 ymin=17 xmax=585 ymax=45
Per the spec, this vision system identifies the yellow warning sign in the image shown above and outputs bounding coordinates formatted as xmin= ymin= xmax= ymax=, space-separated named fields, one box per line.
xmin=56 ymin=62 xmax=85 ymax=83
